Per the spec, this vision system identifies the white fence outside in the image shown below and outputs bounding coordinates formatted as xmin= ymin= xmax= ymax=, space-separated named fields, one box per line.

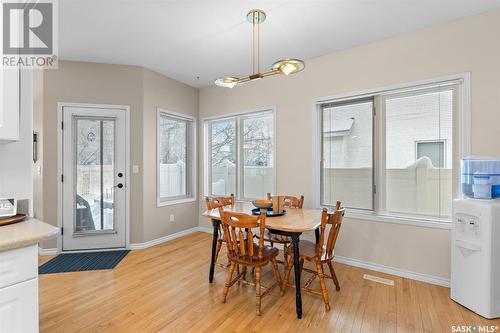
xmin=211 ymin=163 xmax=236 ymax=196
xmin=323 ymin=166 xmax=452 ymax=216
xmin=210 ymin=163 xmax=451 ymax=216
xmin=211 ymin=164 xmax=274 ymax=199
xmin=78 ymin=163 xmax=188 ymax=201
xmin=159 ymin=162 xmax=186 ymax=198
xmin=75 ymin=165 xmax=114 ymax=230
xmin=80 ymin=162 xmax=451 ymax=217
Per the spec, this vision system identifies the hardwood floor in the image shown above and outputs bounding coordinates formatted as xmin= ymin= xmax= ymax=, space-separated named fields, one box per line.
xmin=39 ymin=232 xmax=500 ymax=332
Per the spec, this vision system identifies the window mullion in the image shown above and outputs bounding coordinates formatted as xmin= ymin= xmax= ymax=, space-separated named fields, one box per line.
xmin=319 ymin=106 xmax=323 ymax=207
xmin=236 ymin=117 xmax=242 ymax=201
xmin=374 ymin=95 xmax=386 ymax=214
xmin=207 ymin=122 xmax=212 ymax=196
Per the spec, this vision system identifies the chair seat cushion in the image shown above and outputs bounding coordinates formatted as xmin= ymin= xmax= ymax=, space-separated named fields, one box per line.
xmin=285 ymin=240 xmax=333 ymax=261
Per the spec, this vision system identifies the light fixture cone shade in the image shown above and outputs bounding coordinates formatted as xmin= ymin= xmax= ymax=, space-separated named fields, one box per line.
xmin=214 ymin=77 xmax=239 ymax=88
xmin=272 ymin=59 xmax=305 ymax=75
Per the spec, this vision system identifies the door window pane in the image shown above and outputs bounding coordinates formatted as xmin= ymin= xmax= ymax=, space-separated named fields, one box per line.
xmin=209 ymin=119 xmax=236 ymax=196
xmin=158 ymin=115 xmax=189 ymax=199
xmin=385 ymin=88 xmax=453 ymax=217
xmin=242 ymin=112 xmax=274 ymax=200
xmin=321 ymin=100 xmax=373 ymax=209
xmin=75 ymin=118 xmax=115 ymax=232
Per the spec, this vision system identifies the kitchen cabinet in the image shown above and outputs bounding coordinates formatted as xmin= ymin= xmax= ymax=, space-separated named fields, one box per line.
xmin=0 ymin=219 xmax=59 ymax=332
xmin=0 ymin=245 xmax=38 ymax=332
xmin=0 ymin=68 xmax=20 ymax=143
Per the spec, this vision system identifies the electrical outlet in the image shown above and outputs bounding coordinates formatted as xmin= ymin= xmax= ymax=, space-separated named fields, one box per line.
xmin=170 ymin=214 xmax=175 ymax=222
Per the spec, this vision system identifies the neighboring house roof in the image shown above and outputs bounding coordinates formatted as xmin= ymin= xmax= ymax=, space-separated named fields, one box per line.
xmin=324 ymin=117 xmax=355 ymax=137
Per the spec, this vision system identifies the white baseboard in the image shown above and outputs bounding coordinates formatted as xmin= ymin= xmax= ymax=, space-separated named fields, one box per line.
xmin=334 ymin=255 xmax=450 ymax=287
xmin=128 ymin=226 xmax=200 ymax=250
xmin=38 ymin=226 xmax=202 ymax=255
xmin=38 ymin=247 xmax=58 ymax=256
xmin=198 ymin=226 xmax=213 ymax=234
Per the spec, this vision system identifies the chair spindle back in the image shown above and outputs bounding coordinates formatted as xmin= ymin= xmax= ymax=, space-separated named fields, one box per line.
xmin=219 ymin=207 xmax=266 ymax=259
xmin=205 ymin=194 xmax=235 ymax=210
xmin=267 ymin=193 xmax=304 ymax=209
xmin=317 ymin=201 xmax=345 ymax=258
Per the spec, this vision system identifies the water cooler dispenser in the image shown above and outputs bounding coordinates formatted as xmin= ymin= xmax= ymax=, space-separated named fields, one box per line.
xmin=451 ymin=157 xmax=500 ymax=318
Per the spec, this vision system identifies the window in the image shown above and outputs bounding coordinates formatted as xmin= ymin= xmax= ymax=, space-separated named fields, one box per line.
xmin=208 ymin=118 xmax=237 ymax=196
xmin=416 ymin=140 xmax=446 ymax=168
xmin=321 ymin=99 xmax=374 ymax=210
xmin=318 ymin=81 xmax=462 ymax=221
xmin=206 ymin=110 xmax=275 ymax=200
xmin=157 ymin=110 xmax=196 ymax=205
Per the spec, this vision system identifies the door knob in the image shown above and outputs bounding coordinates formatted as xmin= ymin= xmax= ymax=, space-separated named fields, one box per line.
xmin=113 ymin=183 xmax=124 ymax=189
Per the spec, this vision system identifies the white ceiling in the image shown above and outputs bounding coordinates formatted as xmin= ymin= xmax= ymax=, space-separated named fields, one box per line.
xmin=59 ymin=0 xmax=500 ymax=88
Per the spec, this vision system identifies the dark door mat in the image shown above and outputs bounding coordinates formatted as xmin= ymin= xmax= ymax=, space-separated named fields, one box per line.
xmin=39 ymin=250 xmax=129 ymax=274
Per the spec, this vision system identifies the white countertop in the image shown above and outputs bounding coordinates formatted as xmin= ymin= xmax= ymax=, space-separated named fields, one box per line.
xmin=0 ymin=218 xmax=59 ymax=252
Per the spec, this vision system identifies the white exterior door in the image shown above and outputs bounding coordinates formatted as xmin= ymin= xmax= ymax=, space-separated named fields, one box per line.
xmin=61 ymin=105 xmax=128 ymax=251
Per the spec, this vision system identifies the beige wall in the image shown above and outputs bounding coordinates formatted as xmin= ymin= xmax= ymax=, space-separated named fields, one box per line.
xmin=142 ymin=68 xmax=199 ymax=241
xmin=37 ymin=61 xmax=198 ymax=247
xmin=199 ymin=9 xmax=500 ymax=280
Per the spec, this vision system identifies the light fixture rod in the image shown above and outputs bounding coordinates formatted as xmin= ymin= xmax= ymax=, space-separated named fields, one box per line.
xmin=251 ymin=11 xmax=261 ymax=74
xmin=252 ymin=14 xmax=256 ymax=73
xmin=257 ymin=17 xmax=260 ymax=73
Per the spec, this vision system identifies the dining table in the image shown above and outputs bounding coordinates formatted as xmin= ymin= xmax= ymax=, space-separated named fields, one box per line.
xmin=202 ymin=202 xmax=322 ymax=319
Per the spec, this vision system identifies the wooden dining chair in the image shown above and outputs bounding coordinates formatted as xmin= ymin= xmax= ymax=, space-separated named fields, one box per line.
xmin=281 ymin=201 xmax=345 ymax=311
xmin=205 ymin=194 xmax=235 ymax=268
xmin=264 ymin=193 xmax=305 ymax=264
xmin=218 ymin=207 xmax=282 ymax=316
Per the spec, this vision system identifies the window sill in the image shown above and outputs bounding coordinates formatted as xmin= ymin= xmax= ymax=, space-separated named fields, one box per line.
xmin=157 ymin=197 xmax=196 ymax=207
xmin=344 ymin=210 xmax=452 ymax=230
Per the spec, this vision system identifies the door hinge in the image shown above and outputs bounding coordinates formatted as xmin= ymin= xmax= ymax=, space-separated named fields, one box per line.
xmin=61 ymin=174 xmax=64 ymax=182
xmin=373 ymin=106 xmax=376 ymax=116
xmin=60 ymin=227 xmax=63 ymax=235
xmin=61 ymin=121 xmax=64 ymax=130
xmin=373 ymin=184 xmax=377 ymax=194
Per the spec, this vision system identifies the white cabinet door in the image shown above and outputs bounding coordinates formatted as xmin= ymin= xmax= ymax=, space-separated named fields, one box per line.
xmin=0 ymin=245 xmax=38 ymax=289
xmin=0 ymin=68 xmax=20 ymax=142
xmin=0 ymin=278 xmax=39 ymax=333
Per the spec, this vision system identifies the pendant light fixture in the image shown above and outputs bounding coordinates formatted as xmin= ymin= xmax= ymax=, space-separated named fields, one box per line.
xmin=214 ymin=9 xmax=305 ymax=88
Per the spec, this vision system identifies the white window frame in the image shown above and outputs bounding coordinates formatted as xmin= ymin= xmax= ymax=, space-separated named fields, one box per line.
xmin=312 ymin=73 xmax=471 ymax=229
xmin=204 ymin=107 xmax=277 ymax=201
xmin=157 ymin=109 xmax=197 ymax=207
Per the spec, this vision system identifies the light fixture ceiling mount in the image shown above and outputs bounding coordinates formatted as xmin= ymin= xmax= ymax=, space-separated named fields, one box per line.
xmin=215 ymin=9 xmax=305 ymax=88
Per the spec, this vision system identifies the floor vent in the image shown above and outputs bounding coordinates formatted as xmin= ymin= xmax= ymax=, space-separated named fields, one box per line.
xmin=363 ymin=274 xmax=395 ymax=286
